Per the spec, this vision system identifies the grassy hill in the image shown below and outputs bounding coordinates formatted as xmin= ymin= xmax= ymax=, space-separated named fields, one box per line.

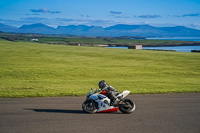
xmin=0 ymin=39 xmax=199 ymax=97
xmin=1 ymin=32 xmax=200 ymax=47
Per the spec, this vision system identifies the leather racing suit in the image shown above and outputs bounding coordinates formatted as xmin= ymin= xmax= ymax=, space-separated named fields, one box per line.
xmin=100 ymin=84 xmax=118 ymax=104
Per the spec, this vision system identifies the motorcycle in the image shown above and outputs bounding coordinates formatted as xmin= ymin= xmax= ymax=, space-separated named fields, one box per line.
xmin=82 ymin=88 xmax=136 ymax=114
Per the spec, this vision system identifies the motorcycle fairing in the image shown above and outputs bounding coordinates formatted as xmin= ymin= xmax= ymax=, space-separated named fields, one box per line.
xmin=98 ymin=107 xmax=119 ymax=113
xmin=97 ymin=91 xmax=130 ymax=112
xmin=90 ymin=93 xmax=119 ymax=112
xmin=117 ymin=90 xmax=130 ymax=99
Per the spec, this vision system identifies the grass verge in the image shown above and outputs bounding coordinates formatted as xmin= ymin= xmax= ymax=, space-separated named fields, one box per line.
xmin=0 ymin=39 xmax=199 ymax=97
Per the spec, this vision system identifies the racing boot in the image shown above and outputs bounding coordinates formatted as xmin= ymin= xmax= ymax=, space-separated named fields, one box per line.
xmin=111 ymin=98 xmax=118 ymax=106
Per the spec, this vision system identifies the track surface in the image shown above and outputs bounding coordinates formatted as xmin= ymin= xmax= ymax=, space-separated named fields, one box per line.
xmin=0 ymin=93 xmax=200 ymax=133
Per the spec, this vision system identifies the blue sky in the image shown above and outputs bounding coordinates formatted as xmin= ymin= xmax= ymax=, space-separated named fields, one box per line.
xmin=0 ymin=0 xmax=200 ymax=29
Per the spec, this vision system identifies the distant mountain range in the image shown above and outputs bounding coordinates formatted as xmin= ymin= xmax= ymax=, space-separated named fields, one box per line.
xmin=1 ymin=23 xmax=200 ymax=37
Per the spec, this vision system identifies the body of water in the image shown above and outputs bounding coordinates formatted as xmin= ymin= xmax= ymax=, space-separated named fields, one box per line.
xmin=108 ymin=46 xmax=200 ymax=52
xmin=146 ymin=37 xmax=200 ymax=42
xmin=107 ymin=37 xmax=200 ymax=52
xmin=143 ymin=46 xmax=200 ymax=52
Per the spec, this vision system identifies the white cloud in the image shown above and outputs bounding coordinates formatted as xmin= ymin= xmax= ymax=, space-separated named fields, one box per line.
xmin=110 ymin=11 xmax=122 ymax=15
xmin=138 ymin=14 xmax=161 ymax=18
xmin=30 ymin=8 xmax=61 ymax=14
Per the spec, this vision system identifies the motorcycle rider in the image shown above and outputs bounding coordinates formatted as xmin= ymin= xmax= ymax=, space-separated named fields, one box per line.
xmin=98 ymin=80 xmax=118 ymax=106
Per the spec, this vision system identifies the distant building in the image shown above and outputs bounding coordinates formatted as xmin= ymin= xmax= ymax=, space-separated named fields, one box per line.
xmin=30 ymin=39 xmax=39 ymax=41
xmin=98 ymin=45 xmax=109 ymax=47
xmin=128 ymin=45 xmax=142 ymax=49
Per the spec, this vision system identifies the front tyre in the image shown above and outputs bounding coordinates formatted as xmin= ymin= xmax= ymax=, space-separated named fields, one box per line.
xmin=82 ymin=100 xmax=98 ymax=114
xmin=119 ymin=99 xmax=135 ymax=114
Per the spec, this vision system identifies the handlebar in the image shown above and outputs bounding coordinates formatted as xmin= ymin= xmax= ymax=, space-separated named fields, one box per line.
xmin=91 ymin=88 xmax=101 ymax=93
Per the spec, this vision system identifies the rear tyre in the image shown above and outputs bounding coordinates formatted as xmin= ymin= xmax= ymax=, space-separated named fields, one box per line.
xmin=119 ymin=99 xmax=135 ymax=114
xmin=82 ymin=100 xmax=98 ymax=114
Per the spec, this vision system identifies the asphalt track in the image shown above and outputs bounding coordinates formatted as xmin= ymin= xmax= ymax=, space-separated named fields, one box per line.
xmin=0 ymin=93 xmax=199 ymax=133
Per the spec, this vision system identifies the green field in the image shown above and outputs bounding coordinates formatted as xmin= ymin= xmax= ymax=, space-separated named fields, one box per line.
xmin=0 ymin=39 xmax=200 ymax=98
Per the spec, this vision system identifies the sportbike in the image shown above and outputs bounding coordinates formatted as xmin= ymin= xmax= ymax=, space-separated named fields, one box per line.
xmin=82 ymin=88 xmax=136 ymax=113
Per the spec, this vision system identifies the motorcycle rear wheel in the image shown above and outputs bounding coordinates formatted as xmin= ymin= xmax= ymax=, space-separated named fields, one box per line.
xmin=82 ymin=100 xmax=98 ymax=114
xmin=119 ymin=99 xmax=135 ymax=114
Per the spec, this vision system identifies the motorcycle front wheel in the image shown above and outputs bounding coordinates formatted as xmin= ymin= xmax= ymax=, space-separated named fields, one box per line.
xmin=82 ymin=100 xmax=98 ymax=114
xmin=119 ymin=99 xmax=135 ymax=114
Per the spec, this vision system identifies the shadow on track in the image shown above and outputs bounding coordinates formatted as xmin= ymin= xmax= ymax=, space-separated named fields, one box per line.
xmin=25 ymin=109 xmax=84 ymax=114
xmin=25 ymin=109 xmax=122 ymax=114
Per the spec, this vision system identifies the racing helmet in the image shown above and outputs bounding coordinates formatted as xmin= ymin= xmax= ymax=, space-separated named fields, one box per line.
xmin=98 ymin=80 xmax=106 ymax=89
